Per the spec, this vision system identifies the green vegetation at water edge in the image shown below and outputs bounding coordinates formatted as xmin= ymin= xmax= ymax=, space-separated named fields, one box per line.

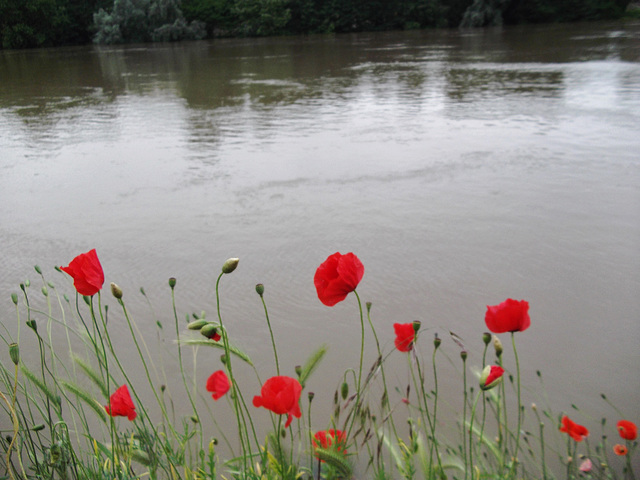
xmin=0 ymin=0 xmax=634 ymax=49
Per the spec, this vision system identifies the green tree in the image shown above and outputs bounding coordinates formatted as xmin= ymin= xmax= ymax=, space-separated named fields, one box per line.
xmin=232 ymin=0 xmax=291 ymax=36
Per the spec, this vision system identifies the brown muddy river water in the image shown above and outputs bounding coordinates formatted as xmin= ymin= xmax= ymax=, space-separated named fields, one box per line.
xmin=1 ymin=20 xmax=639 ymax=475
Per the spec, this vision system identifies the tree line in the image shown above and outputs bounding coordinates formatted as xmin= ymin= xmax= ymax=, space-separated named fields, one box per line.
xmin=0 ymin=0 xmax=633 ymax=49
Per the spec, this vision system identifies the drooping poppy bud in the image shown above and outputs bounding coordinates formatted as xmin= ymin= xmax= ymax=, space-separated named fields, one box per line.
xmin=341 ymin=382 xmax=349 ymax=400
xmin=480 ymin=365 xmax=505 ymax=391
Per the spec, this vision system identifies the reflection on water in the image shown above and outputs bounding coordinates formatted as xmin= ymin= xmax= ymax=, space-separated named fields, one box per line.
xmin=1 ymin=21 xmax=639 ymax=474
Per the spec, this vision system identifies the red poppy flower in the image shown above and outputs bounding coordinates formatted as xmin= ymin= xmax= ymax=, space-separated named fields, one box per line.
xmin=314 ymin=252 xmax=364 ymax=306
xmin=105 ymin=385 xmax=136 ymax=421
xmin=614 ymin=444 xmax=628 ymax=456
xmin=313 ymin=429 xmax=347 ymax=460
xmin=393 ymin=323 xmax=415 ymax=352
xmin=617 ymin=420 xmax=637 ymax=440
xmin=559 ymin=415 xmax=588 ymax=442
xmin=480 ymin=365 xmax=505 ymax=391
xmin=61 ymin=249 xmax=105 ymax=296
xmin=252 ymin=376 xmax=302 ymax=428
xmin=206 ymin=370 xmax=230 ymax=400
xmin=485 ymin=298 xmax=530 ymax=334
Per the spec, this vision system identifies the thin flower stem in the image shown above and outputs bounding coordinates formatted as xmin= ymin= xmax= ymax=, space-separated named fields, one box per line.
xmin=462 ymin=355 xmax=468 ymax=480
xmin=468 ymin=391 xmax=482 ymax=476
xmin=215 ymin=272 xmax=250 ymax=471
xmin=260 ymin=294 xmax=280 ymax=375
xmin=509 ymin=332 xmax=523 ymax=478
xmin=169 ymin=286 xmax=204 ymax=454
xmin=346 ymin=290 xmax=365 ymax=440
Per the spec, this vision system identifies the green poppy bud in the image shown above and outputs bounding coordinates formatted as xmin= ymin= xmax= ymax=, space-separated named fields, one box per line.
xmin=220 ymin=354 xmax=228 ymax=365
xmin=366 ymin=301 xmax=372 ymax=313
xmin=191 ymin=415 xmax=199 ymax=424
xmin=32 ymin=424 xmax=45 ymax=431
xmin=110 ymin=282 xmax=123 ymax=299
xmin=222 ymin=258 xmax=239 ymax=274
xmin=341 ymin=382 xmax=349 ymax=400
xmin=493 ymin=335 xmax=503 ymax=357
xmin=26 ymin=319 xmax=37 ymax=332
xmin=294 ymin=365 xmax=302 ymax=377
xmin=308 ymin=392 xmax=315 ymax=402
xmin=255 ymin=284 xmax=264 ymax=296
xmin=187 ymin=319 xmax=209 ymax=330
xmin=482 ymin=332 xmax=491 ymax=345
xmin=460 ymin=350 xmax=468 ymax=361
xmin=11 ymin=293 xmax=18 ymax=305
xmin=200 ymin=324 xmax=219 ymax=339
xmin=9 ymin=343 xmax=19 ymax=365
xmin=168 ymin=277 xmax=177 ymax=288
xmin=34 ymin=265 xmax=42 ymax=274
xmin=412 ymin=320 xmax=421 ymax=334
xmin=434 ymin=334 xmax=441 ymax=350
xmin=41 ymin=286 xmax=48 ymax=297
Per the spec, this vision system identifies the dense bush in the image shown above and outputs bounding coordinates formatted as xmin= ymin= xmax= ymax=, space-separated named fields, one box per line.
xmin=93 ymin=0 xmax=206 ymax=44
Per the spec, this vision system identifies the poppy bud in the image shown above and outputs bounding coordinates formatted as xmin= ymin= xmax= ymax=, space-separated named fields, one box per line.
xmin=366 ymin=301 xmax=372 ymax=313
xmin=222 ymin=258 xmax=239 ymax=274
xmin=187 ymin=319 xmax=208 ymax=330
xmin=191 ymin=415 xmax=199 ymax=424
xmin=11 ymin=293 xmax=18 ymax=305
xmin=480 ymin=365 xmax=505 ymax=391
xmin=341 ymin=382 xmax=349 ymax=400
xmin=493 ymin=335 xmax=503 ymax=357
xmin=255 ymin=284 xmax=264 ymax=296
xmin=308 ymin=392 xmax=315 ymax=402
xmin=160 ymin=385 xmax=166 ymax=392
xmin=25 ymin=280 xmax=30 ymax=288
xmin=32 ymin=424 xmax=45 ymax=431
xmin=482 ymin=332 xmax=491 ymax=345
xmin=34 ymin=265 xmax=42 ymax=274
xmin=41 ymin=286 xmax=48 ymax=297
xmin=26 ymin=319 xmax=37 ymax=332
xmin=110 ymin=282 xmax=123 ymax=299
xmin=220 ymin=354 xmax=228 ymax=365
xmin=433 ymin=333 xmax=441 ymax=349
xmin=295 ymin=365 xmax=302 ymax=377
xmin=531 ymin=403 xmax=537 ymax=412
xmin=9 ymin=343 xmax=19 ymax=365
xmin=412 ymin=320 xmax=421 ymax=334
xmin=168 ymin=277 xmax=177 ymax=288
xmin=200 ymin=324 xmax=218 ymax=339
xmin=460 ymin=350 xmax=468 ymax=361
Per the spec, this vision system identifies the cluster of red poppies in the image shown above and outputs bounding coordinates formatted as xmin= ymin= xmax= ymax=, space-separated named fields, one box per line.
xmin=61 ymin=249 xmax=636 ymax=467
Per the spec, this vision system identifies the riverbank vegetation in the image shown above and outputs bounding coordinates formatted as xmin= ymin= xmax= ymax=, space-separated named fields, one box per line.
xmin=1 ymin=250 xmax=637 ymax=479
xmin=0 ymin=0 xmax=635 ymax=49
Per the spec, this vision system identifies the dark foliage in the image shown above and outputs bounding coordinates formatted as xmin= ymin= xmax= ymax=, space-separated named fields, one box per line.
xmin=0 ymin=0 xmax=633 ymax=49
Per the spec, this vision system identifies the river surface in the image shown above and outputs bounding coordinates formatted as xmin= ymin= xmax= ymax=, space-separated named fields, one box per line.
xmin=1 ymin=21 xmax=639 ymax=474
